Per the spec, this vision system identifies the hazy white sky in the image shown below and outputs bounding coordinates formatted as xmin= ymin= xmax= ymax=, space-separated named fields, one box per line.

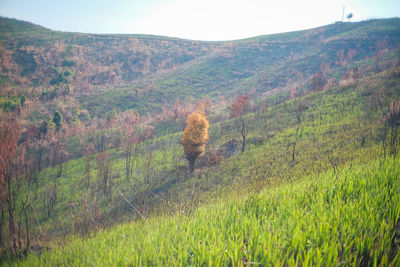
xmin=0 ymin=0 xmax=399 ymax=40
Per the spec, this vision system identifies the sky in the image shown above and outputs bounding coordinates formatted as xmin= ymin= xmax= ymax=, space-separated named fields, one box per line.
xmin=0 ymin=0 xmax=399 ymax=41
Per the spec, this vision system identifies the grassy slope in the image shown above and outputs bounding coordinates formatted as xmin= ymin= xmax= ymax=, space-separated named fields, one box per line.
xmin=15 ymin=157 xmax=400 ymax=266
xmin=2 ymin=66 xmax=397 ymax=265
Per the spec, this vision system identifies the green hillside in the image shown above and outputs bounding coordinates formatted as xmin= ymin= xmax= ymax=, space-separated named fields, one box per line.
xmin=3 ymin=64 xmax=400 ymax=265
xmin=0 ymin=17 xmax=400 ymax=266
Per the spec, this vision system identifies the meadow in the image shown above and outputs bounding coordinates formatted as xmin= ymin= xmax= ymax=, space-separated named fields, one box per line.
xmin=14 ymin=156 xmax=400 ymax=266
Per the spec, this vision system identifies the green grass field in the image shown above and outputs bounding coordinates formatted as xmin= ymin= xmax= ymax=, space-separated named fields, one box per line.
xmin=13 ymin=156 xmax=400 ymax=266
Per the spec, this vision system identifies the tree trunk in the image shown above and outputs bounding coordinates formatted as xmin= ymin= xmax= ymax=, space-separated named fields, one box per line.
xmin=38 ymin=148 xmax=43 ymax=172
xmin=7 ymin=180 xmax=18 ymax=254
xmin=57 ymin=162 xmax=63 ymax=177
xmin=23 ymin=206 xmax=30 ymax=254
xmin=383 ymin=122 xmax=388 ymax=158
xmin=0 ymin=206 xmax=3 ymax=247
xmin=241 ymin=134 xmax=246 ymax=153
xmin=189 ymin=157 xmax=195 ymax=173
xmin=85 ymin=160 xmax=91 ymax=189
xmin=17 ymin=210 xmax=22 ymax=251
xmin=292 ymin=126 xmax=300 ymax=162
xmin=292 ymin=141 xmax=297 ymax=162
xmin=376 ymin=53 xmax=380 ymax=72
xmin=125 ymin=150 xmax=131 ymax=180
xmin=103 ymin=173 xmax=108 ymax=195
xmin=240 ymin=120 xmax=247 ymax=153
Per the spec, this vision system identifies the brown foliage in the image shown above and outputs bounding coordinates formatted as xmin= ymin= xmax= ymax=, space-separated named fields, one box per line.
xmin=336 ymin=49 xmax=346 ymax=66
xmin=204 ymin=147 xmax=224 ymax=167
xmin=311 ymin=71 xmax=326 ymax=92
xmin=229 ymin=95 xmax=249 ymax=118
xmin=181 ymin=107 xmax=209 ymax=173
xmin=339 ymin=67 xmax=360 ymax=87
xmin=347 ymin=49 xmax=357 ymax=62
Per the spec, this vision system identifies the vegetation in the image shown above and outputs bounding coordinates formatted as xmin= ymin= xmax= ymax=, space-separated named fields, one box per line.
xmin=0 ymin=17 xmax=399 ymax=266
xmin=52 ymin=110 xmax=62 ymax=131
xmin=12 ymin=157 xmax=400 ymax=266
xmin=384 ymin=100 xmax=400 ymax=156
xmin=1 ymin=17 xmax=399 ymax=118
xmin=229 ymin=95 xmax=250 ymax=152
xmin=0 ymin=117 xmax=21 ymax=255
xmin=182 ymin=106 xmax=209 ymax=173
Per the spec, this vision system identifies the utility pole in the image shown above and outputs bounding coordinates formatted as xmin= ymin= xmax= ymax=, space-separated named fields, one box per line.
xmin=342 ymin=6 xmax=345 ymax=22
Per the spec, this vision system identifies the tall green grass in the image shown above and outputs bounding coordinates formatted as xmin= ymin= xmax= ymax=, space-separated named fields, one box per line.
xmin=14 ymin=157 xmax=400 ymax=266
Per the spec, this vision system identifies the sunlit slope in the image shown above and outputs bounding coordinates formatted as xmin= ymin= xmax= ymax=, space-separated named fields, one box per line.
xmin=9 ymin=66 xmax=399 ymax=246
xmin=17 ymin=157 xmax=400 ymax=266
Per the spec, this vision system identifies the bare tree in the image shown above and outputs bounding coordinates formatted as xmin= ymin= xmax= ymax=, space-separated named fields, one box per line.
xmin=230 ymin=95 xmax=250 ymax=152
xmin=119 ymin=111 xmax=140 ymax=181
xmin=0 ymin=116 xmax=21 ymax=254
xmin=375 ymin=39 xmax=387 ymax=71
xmin=291 ymin=103 xmax=307 ymax=162
xmin=311 ymin=71 xmax=326 ymax=92
xmin=385 ymin=100 xmax=400 ymax=156
xmin=83 ymin=143 xmax=95 ymax=189
xmin=96 ymin=151 xmax=111 ymax=195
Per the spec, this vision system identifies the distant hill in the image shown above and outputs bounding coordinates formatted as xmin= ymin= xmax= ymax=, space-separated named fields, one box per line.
xmin=0 ymin=17 xmax=399 ymax=117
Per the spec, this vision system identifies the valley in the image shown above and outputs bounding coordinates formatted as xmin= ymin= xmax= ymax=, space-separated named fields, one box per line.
xmin=0 ymin=17 xmax=399 ymax=266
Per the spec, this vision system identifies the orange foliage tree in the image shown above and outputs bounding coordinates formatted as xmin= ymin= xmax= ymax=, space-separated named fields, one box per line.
xmin=181 ymin=106 xmax=209 ymax=173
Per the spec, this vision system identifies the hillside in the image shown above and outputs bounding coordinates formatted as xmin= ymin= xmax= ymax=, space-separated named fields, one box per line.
xmin=4 ymin=64 xmax=400 ymax=266
xmin=16 ymin=157 xmax=400 ymax=266
xmin=0 ymin=17 xmax=400 ymax=265
xmin=1 ymin=17 xmax=400 ymax=117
